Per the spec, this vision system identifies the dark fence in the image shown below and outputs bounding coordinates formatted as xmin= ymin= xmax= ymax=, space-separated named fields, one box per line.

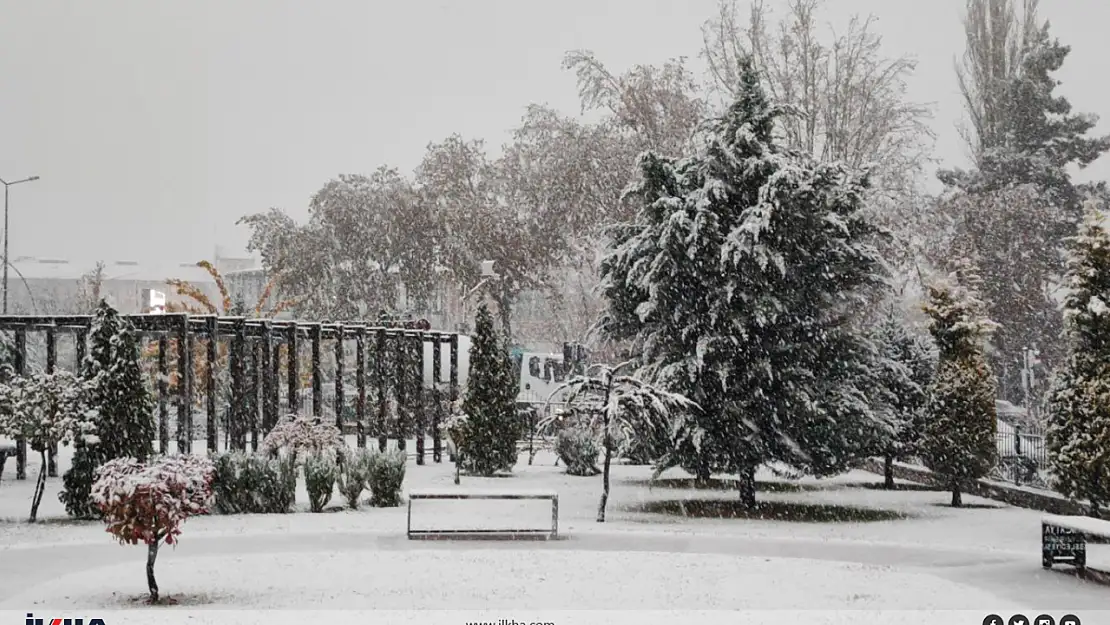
xmin=994 ymin=423 xmax=1049 ymax=486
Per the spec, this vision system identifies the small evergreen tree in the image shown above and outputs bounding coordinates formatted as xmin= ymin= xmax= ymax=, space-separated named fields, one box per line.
xmin=1046 ymin=201 xmax=1110 ymax=518
xmin=869 ymin=308 xmax=936 ymax=488
xmin=920 ymin=265 xmax=998 ymax=507
xmin=61 ymin=300 xmax=157 ymax=518
xmin=457 ymin=304 xmax=520 ymax=476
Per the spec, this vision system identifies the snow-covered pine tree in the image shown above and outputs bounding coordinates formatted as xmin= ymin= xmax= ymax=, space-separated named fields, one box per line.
xmin=457 ymin=304 xmax=520 ymax=476
xmin=598 ymin=58 xmax=888 ymax=507
xmin=920 ymin=264 xmax=998 ymax=507
xmin=1046 ymin=201 xmax=1110 ymax=518
xmin=868 ymin=307 xmax=936 ymax=488
xmin=60 ymin=300 xmax=156 ymax=518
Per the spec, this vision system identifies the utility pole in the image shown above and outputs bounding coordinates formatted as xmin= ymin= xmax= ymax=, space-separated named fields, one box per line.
xmin=0 ymin=175 xmax=41 ymax=313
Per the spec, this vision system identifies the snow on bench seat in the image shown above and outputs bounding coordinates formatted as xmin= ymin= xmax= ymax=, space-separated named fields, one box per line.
xmin=407 ymin=489 xmax=559 ymax=540
xmin=1042 ymin=515 xmax=1110 ymax=536
xmin=408 ymin=488 xmax=558 ymax=499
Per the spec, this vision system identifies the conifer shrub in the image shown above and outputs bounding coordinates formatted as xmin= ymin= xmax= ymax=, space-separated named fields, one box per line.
xmin=337 ymin=447 xmax=373 ymax=509
xmin=367 ymin=450 xmax=406 ymax=507
xmin=61 ymin=300 xmax=156 ymax=519
xmin=555 ymin=425 xmax=600 ymax=476
xmin=304 ymin=451 xmax=339 ymax=513
xmin=457 ymin=305 xmax=520 ymax=476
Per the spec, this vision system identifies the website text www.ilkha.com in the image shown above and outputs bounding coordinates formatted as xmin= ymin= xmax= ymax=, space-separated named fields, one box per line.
xmin=466 ymin=619 xmax=554 ymax=625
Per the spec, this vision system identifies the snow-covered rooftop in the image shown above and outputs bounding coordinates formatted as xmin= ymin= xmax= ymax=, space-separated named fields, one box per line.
xmin=9 ymin=257 xmax=218 ymax=284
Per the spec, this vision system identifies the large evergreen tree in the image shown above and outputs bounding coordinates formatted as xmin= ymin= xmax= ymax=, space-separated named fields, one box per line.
xmin=60 ymin=300 xmax=156 ymax=518
xmin=1046 ymin=201 xmax=1110 ymax=518
xmin=939 ymin=23 xmax=1110 ymax=404
xmin=598 ymin=59 xmax=888 ymax=507
xmin=920 ymin=265 xmax=999 ymax=507
xmin=457 ymin=304 xmax=520 ymax=476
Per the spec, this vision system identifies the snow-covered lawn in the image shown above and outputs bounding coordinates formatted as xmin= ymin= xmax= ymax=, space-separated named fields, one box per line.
xmin=0 ymin=550 xmax=1024 ymax=609
xmin=1 ymin=440 xmax=1107 ymax=610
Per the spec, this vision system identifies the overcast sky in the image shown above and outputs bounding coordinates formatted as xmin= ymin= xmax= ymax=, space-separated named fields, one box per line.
xmin=0 ymin=0 xmax=1107 ymax=265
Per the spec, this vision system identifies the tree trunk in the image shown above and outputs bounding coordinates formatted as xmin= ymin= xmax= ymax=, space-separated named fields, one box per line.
xmin=694 ymin=462 xmax=712 ymax=486
xmin=883 ymin=455 xmax=895 ymax=489
xmin=1089 ymin=500 xmax=1102 ymax=519
xmin=147 ymin=540 xmax=161 ymax=603
xmin=28 ymin=450 xmax=48 ymax=523
xmin=951 ymin=484 xmax=962 ymax=507
xmin=738 ymin=464 xmax=757 ymax=508
xmin=596 ymin=372 xmax=616 ymax=523
xmin=597 ymin=435 xmax=613 ymax=523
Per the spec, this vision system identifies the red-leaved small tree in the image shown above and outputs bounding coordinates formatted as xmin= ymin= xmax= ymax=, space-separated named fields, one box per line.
xmin=92 ymin=455 xmax=215 ymax=603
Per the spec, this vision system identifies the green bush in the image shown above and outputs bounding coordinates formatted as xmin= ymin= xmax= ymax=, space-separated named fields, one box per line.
xmin=337 ymin=448 xmax=373 ymax=509
xmin=555 ymin=426 xmax=600 ymax=476
xmin=211 ymin=451 xmax=297 ymax=514
xmin=304 ymin=451 xmax=339 ymax=513
xmin=367 ymin=450 xmax=406 ymax=507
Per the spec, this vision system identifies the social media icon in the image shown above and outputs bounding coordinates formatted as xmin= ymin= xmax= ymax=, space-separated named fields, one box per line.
xmin=983 ymin=615 xmax=1004 ymax=625
xmin=1034 ymin=615 xmax=1055 ymax=625
xmin=1009 ymin=614 xmax=1029 ymax=625
xmin=1059 ymin=615 xmax=1080 ymax=625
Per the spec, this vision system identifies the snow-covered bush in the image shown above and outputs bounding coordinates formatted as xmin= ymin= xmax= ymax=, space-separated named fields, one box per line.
xmin=304 ymin=451 xmax=338 ymax=513
xmin=0 ymin=370 xmax=97 ymax=521
xmin=336 ymin=447 xmax=373 ymax=509
xmin=441 ymin=411 xmax=468 ymax=462
xmin=920 ymin=266 xmax=999 ymax=507
xmin=261 ymin=415 xmax=343 ymax=462
xmin=210 ymin=451 xmax=296 ymax=514
xmin=92 ymin=455 xmax=215 ymax=604
xmin=539 ymin=363 xmax=692 ymax=521
xmin=366 ymin=450 xmax=406 ymax=507
xmin=555 ymin=425 xmax=600 ymax=476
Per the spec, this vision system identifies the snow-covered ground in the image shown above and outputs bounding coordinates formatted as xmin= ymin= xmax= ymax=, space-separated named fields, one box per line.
xmin=1 ymin=440 xmax=1107 ymax=610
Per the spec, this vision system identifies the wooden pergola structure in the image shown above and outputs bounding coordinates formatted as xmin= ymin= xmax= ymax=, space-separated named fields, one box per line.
xmin=0 ymin=313 xmax=460 ymax=481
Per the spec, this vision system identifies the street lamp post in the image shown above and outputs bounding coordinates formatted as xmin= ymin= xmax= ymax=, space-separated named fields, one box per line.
xmin=0 ymin=175 xmax=40 ymax=314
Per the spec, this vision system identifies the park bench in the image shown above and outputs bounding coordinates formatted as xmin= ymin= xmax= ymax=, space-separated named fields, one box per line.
xmin=407 ymin=489 xmax=559 ymax=540
xmin=1041 ymin=514 xmax=1110 ymax=570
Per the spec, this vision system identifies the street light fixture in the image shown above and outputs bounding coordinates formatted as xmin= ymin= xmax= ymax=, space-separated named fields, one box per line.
xmin=0 ymin=175 xmax=41 ymax=314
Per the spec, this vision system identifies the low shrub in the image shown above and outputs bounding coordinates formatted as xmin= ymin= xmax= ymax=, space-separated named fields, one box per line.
xmin=555 ymin=426 xmax=600 ymax=476
xmin=304 ymin=451 xmax=339 ymax=513
xmin=210 ymin=451 xmax=296 ymax=514
xmin=337 ymin=448 xmax=373 ymax=509
xmin=367 ymin=450 xmax=406 ymax=507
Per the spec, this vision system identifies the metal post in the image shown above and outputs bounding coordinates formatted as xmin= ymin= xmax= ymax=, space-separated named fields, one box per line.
xmin=377 ymin=329 xmax=387 ymax=452
xmin=45 ymin=325 xmax=57 ymax=477
xmin=157 ymin=335 xmax=169 ymax=453
xmin=311 ymin=323 xmax=322 ymax=418
xmin=287 ymin=325 xmax=299 ymax=414
xmin=355 ymin=327 xmax=366 ymax=449
xmin=14 ymin=327 xmax=26 ymax=479
xmin=0 ymin=175 xmax=40 ymax=314
xmin=176 ymin=315 xmax=192 ymax=453
xmin=335 ymin=325 xmax=345 ymax=432
xmin=206 ymin=316 xmax=218 ymax=451
xmin=432 ymin=336 xmax=442 ymax=462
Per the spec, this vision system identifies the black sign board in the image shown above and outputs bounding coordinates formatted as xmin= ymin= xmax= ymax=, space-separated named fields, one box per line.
xmin=1042 ymin=522 xmax=1086 ymax=566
